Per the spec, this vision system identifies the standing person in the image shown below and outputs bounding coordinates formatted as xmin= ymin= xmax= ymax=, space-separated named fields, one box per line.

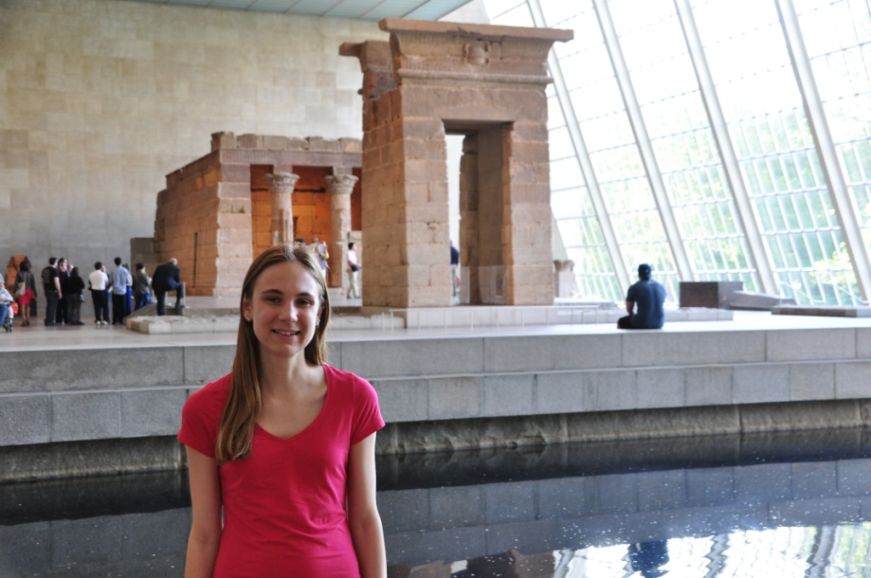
xmin=55 ymin=257 xmax=70 ymax=325
xmin=310 ymin=235 xmax=329 ymax=279
xmin=21 ymin=257 xmax=37 ymax=319
xmin=617 ymin=263 xmax=667 ymax=330
xmin=110 ymin=257 xmax=131 ymax=325
xmin=64 ymin=266 xmax=86 ymax=326
xmin=89 ymin=262 xmax=110 ymax=326
xmin=14 ymin=260 xmax=35 ymax=327
xmin=151 ymin=257 xmax=185 ymax=316
xmin=41 ymin=257 xmax=61 ymax=326
xmin=178 ymin=246 xmax=386 ymax=578
xmin=346 ymin=242 xmax=361 ymax=300
xmin=450 ymin=241 xmax=460 ymax=298
xmin=132 ymin=262 xmax=152 ymax=310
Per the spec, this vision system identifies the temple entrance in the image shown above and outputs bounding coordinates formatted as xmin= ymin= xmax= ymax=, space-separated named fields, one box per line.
xmin=446 ymin=122 xmax=512 ymax=305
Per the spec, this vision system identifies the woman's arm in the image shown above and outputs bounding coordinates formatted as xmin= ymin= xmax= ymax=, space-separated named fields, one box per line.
xmin=184 ymin=446 xmax=222 ymax=578
xmin=348 ymin=433 xmax=387 ymax=578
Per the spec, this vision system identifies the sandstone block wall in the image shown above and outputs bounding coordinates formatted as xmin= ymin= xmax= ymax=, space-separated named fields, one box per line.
xmin=343 ymin=20 xmax=571 ymax=308
xmin=155 ymin=133 xmax=361 ymax=296
xmin=0 ymin=0 xmax=383 ymax=273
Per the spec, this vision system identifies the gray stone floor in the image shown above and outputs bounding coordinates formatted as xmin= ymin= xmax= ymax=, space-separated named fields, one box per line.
xmin=2 ymin=307 xmax=869 ymax=352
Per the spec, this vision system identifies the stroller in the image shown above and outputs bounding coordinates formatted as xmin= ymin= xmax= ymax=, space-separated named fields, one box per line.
xmin=2 ymin=301 xmax=15 ymax=333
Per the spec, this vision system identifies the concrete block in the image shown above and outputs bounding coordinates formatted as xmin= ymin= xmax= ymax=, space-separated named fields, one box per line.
xmin=733 ymin=364 xmax=789 ymax=404
xmin=429 ymin=485 xmax=484 ymax=528
xmin=622 ymin=332 xmax=766 ymax=367
xmin=340 ymin=338 xmax=485 ymax=378
xmin=484 ymin=334 xmax=622 ymax=373
xmin=482 ymin=373 xmax=534 ymax=416
xmin=0 ymin=349 xmax=185 ymax=393
xmin=636 ymin=368 xmax=685 ymax=409
xmin=742 ymin=400 xmax=861 ymax=431
xmin=836 ymin=362 xmax=871 ymax=399
xmin=428 ymin=376 xmax=481 ymax=420
xmin=183 ymin=346 xmax=235 ymax=384
xmin=0 ymin=393 xmax=51 ymax=445
xmin=857 ymin=328 xmax=871 ymax=358
xmin=121 ymin=388 xmax=187 ymax=438
xmin=372 ymin=379 xmax=428 ymax=423
xmin=789 ymin=363 xmax=835 ymax=401
xmin=52 ymin=391 xmax=122 ymax=442
xmin=535 ymin=372 xmax=595 ymax=414
xmin=767 ymin=328 xmax=856 ymax=361
xmin=592 ymin=370 xmax=637 ymax=411
xmin=685 ymin=367 xmax=732 ymax=406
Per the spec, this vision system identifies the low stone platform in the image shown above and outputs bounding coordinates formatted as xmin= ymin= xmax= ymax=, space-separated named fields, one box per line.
xmin=772 ymin=305 xmax=871 ymax=318
xmin=125 ymin=301 xmax=733 ymax=334
xmin=2 ymin=312 xmax=870 ymax=480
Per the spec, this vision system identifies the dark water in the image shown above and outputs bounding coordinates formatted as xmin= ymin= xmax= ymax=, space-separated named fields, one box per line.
xmin=3 ymin=429 xmax=871 ymax=577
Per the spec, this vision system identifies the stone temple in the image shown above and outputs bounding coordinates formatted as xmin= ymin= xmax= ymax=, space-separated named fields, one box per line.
xmin=145 ymin=18 xmax=571 ymax=308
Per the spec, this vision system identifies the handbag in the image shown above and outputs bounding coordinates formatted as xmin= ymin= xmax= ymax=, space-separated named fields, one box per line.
xmin=15 ymin=282 xmax=26 ymax=297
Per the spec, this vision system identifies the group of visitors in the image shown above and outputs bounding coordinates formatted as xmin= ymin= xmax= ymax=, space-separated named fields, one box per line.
xmin=0 ymin=255 xmax=186 ymax=330
xmin=86 ymin=256 xmax=186 ymax=324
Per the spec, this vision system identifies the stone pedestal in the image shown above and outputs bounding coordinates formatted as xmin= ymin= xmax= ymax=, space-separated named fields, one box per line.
xmin=342 ymin=20 xmax=572 ymax=308
xmin=326 ymin=174 xmax=358 ymax=289
xmin=679 ymin=281 xmax=743 ymax=309
xmin=268 ymin=172 xmax=299 ymax=246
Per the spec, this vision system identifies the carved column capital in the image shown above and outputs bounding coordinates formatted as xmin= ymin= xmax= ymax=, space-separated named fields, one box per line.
xmin=268 ymin=172 xmax=300 ymax=193
xmin=268 ymin=172 xmax=299 ymax=246
xmin=325 ymin=174 xmax=359 ymax=196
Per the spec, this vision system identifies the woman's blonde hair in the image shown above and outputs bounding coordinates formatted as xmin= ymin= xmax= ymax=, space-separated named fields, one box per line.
xmin=215 ymin=245 xmax=331 ymax=463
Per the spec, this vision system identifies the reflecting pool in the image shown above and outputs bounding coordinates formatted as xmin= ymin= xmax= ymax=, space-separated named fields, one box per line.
xmin=3 ymin=429 xmax=871 ymax=577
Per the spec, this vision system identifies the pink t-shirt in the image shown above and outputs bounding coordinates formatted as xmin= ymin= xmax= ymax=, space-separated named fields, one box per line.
xmin=178 ymin=364 xmax=385 ymax=578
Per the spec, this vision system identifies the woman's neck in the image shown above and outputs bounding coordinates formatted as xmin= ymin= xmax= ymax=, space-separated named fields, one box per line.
xmin=259 ymin=352 xmax=318 ymax=395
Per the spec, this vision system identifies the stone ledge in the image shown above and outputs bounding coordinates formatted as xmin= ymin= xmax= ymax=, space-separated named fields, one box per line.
xmin=772 ymin=305 xmax=871 ymax=318
xmin=124 ymin=305 xmax=732 ymax=334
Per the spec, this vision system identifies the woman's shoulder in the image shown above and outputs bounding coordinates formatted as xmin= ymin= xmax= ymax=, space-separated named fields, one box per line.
xmin=324 ymin=364 xmax=377 ymax=400
xmin=184 ymin=373 xmax=233 ymax=416
xmin=324 ymin=364 xmax=369 ymax=386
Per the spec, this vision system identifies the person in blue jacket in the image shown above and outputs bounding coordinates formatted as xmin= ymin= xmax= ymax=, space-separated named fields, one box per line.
xmin=617 ymin=263 xmax=666 ymax=330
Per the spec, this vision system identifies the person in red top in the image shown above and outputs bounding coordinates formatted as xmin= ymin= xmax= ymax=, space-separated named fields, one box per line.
xmin=178 ymin=245 xmax=387 ymax=578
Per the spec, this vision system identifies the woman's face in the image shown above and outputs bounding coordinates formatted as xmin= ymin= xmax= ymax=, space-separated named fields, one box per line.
xmin=242 ymin=261 xmax=322 ymax=362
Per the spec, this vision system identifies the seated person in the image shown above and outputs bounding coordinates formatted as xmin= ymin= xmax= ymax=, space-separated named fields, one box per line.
xmin=0 ymin=279 xmax=14 ymax=332
xmin=618 ymin=263 xmax=666 ymax=330
xmin=151 ymin=257 xmax=185 ymax=316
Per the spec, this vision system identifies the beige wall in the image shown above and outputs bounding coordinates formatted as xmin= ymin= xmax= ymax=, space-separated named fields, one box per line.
xmin=0 ymin=0 xmax=383 ymax=271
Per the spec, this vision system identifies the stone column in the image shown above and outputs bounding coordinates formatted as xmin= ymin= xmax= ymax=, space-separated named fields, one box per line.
xmin=267 ymin=172 xmax=299 ymax=246
xmin=325 ymin=174 xmax=358 ymax=289
xmin=459 ymin=134 xmax=479 ymax=305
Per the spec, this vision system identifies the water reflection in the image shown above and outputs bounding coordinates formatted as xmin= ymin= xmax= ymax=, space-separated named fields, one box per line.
xmin=3 ymin=429 xmax=871 ymax=577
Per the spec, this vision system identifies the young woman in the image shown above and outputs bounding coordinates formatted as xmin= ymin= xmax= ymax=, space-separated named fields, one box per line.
xmin=14 ymin=260 xmax=35 ymax=327
xmin=178 ymin=246 xmax=387 ymax=578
